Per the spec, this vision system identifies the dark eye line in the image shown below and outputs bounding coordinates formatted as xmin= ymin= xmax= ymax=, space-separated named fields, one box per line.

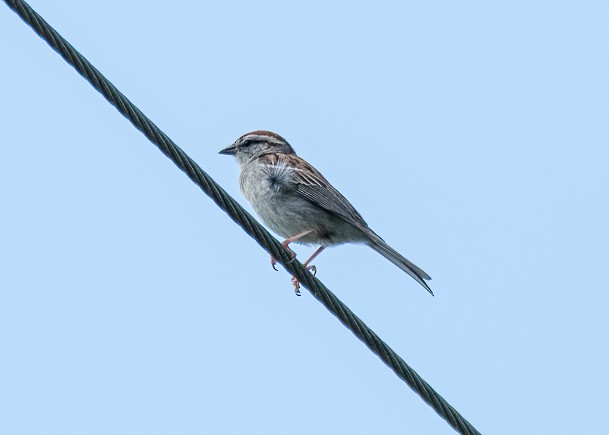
xmin=241 ymin=139 xmax=260 ymax=147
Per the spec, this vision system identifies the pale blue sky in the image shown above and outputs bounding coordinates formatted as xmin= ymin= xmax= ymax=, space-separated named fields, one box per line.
xmin=1 ymin=1 xmax=608 ymax=434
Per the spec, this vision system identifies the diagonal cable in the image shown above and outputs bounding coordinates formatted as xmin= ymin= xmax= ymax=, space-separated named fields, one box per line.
xmin=3 ymin=1 xmax=482 ymax=433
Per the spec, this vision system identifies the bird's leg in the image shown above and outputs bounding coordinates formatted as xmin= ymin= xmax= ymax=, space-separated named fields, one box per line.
xmin=291 ymin=245 xmax=326 ymax=295
xmin=303 ymin=245 xmax=326 ymax=275
xmin=269 ymin=229 xmax=313 ymax=271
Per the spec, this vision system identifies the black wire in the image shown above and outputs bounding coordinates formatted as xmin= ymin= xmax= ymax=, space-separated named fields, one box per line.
xmin=3 ymin=1 xmax=482 ymax=433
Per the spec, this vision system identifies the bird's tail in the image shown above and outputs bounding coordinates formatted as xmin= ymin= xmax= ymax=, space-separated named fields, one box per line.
xmin=366 ymin=232 xmax=433 ymax=296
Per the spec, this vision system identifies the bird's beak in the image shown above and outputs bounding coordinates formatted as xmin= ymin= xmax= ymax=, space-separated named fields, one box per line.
xmin=219 ymin=144 xmax=237 ymax=156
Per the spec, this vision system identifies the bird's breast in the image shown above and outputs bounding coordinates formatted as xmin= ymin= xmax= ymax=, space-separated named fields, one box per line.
xmin=240 ymin=162 xmax=291 ymax=205
xmin=239 ymin=161 xmax=364 ymax=245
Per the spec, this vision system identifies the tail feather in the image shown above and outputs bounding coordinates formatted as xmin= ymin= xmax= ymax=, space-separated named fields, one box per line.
xmin=366 ymin=233 xmax=433 ymax=296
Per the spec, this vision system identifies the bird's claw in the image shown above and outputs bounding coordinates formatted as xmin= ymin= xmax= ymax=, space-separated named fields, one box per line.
xmin=271 ymin=250 xmax=297 ymax=269
xmin=281 ymin=242 xmax=298 ymax=263
xmin=290 ymin=264 xmax=317 ymax=296
xmin=285 ymin=250 xmax=297 ymax=264
xmin=291 ymin=277 xmax=301 ymax=296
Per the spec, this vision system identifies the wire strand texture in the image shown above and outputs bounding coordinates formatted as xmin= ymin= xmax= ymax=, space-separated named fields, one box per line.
xmin=3 ymin=1 xmax=482 ymax=434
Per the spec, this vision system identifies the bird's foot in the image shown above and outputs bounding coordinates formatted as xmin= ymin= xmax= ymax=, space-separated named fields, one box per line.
xmin=290 ymin=264 xmax=317 ymax=296
xmin=282 ymin=242 xmax=298 ymax=264
xmin=270 ymin=248 xmax=298 ymax=271
xmin=291 ymin=276 xmax=301 ymax=296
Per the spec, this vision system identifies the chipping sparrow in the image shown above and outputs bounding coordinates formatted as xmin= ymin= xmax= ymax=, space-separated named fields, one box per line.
xmin=220 ymin=131 xmax=433 ymax=296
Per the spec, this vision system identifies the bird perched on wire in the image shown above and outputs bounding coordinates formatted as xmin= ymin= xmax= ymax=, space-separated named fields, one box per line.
xmin=220 ymin=130 xmax=432 ymax=296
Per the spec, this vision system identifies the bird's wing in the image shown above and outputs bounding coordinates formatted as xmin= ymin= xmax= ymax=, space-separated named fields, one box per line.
xmin=274 ymin=153 xmax=370 ymax=230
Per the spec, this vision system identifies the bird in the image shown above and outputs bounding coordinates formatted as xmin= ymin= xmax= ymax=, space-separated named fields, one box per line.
xmin=219 ymin=130 xmax=432 ymax=296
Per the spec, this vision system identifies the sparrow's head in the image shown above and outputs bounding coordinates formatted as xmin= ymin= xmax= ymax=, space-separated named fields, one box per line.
xmin=219 ymin=130 xmax=295 ymax=165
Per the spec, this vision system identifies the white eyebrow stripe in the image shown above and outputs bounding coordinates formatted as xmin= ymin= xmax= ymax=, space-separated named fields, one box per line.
xmin=244 ymin=135 xmax=286 ymax=146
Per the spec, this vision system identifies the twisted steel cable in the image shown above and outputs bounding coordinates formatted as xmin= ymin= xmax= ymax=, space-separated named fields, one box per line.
xmin=3 ymin=1 xmax=482 ymax=433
